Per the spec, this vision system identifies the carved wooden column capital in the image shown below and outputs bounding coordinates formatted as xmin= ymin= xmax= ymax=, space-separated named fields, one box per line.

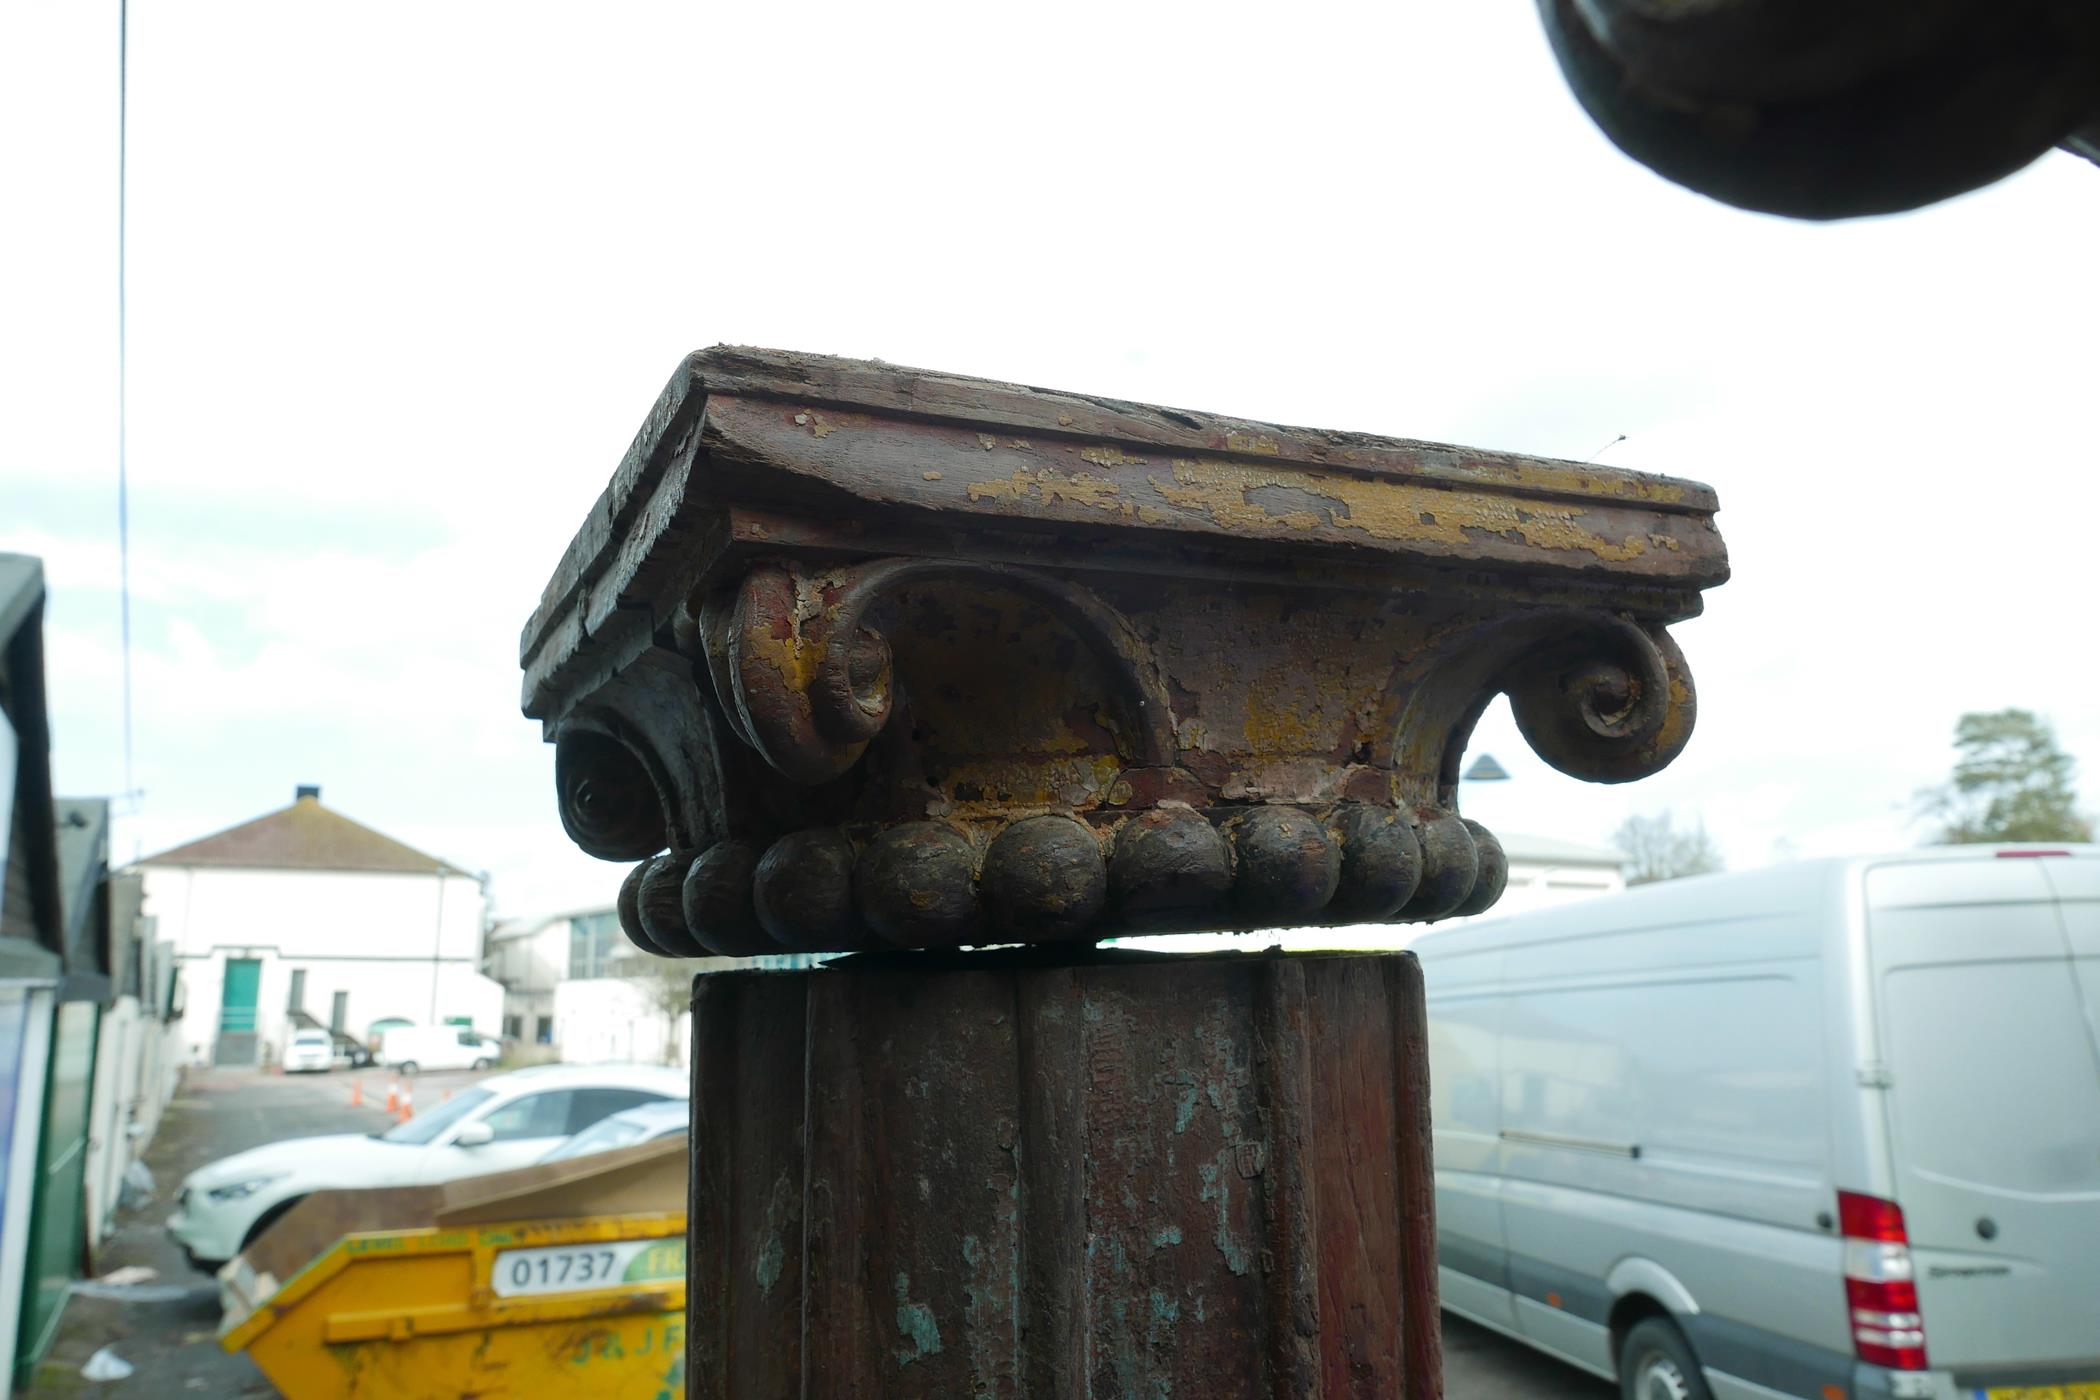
xmin=522 ymin=348 xmax=1727 ymax=957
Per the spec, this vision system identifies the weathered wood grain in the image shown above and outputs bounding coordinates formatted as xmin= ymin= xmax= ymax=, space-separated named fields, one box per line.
xmin=688 ymin=950 xmax=1440 ymax=1398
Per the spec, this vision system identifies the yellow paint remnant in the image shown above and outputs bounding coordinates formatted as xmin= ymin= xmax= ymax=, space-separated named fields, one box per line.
xmin=977 ymin=433 xmax=998 ymax=451
xmin=922 ymin=470 xmax=944 ymax=481
xmin=1009 ymin=439 xmax=1032 ymax=450
xmin=1080 ymin=445 xmax=1147 ymax=468
xmin=1057 ymin=412 xmax=1075 ymax=427
xmin=1147 ymin=458 xmax=1651 ymax=564
xmin=795 ymin=408 xmax=838 ymax=440
xmin=1225 ymin=431 xmax=1283 ymax=457
xmin=967 ymin=466 xmax=1131 ymax=515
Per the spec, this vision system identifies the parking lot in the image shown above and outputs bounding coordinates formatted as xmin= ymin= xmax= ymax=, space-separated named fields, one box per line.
xmin=31 ymin=1062 xmax=1599 ymax=1398
xmin=32 ymin=1065 xmax=497 ymax=1397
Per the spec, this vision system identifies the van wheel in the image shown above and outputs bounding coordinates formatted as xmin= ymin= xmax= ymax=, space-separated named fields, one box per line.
xmin=1619 ymin=1317 xmax=1711 ymax=1400
xmin=398 ymin=1060 xmax=418 ymax=1075
xmin=470 ymin=1057 xmax=491 ymax=1072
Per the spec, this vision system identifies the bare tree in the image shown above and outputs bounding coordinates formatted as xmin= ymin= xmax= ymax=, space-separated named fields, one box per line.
xmin=1612 ymin=810 xmax=1724 ymax=885
xmin=625 ymin=956 xmax=697 ymax=1066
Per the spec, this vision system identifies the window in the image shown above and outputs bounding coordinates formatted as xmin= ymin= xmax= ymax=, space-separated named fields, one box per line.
xmin=330 ymin=990 xmax=348 ymax=1034
xmin=481 ymin=1091 xmax=578 ymax=1142
xmin=502 ymin=1014 xmax=521 ymax=1039
xmin=534 ymin=1016 xmax=554 ymax=1046
xmin=382 ymin=1087 xmax=496 ymax=1145
xmin=564 ymin=1088 xmax=673 ymax=1135
xmin=457 ymin=1029 xmax=482 ymax=1047
xmin=287 ymin=968 xmax=307 ymax=1013
xmin=568 ymin=912 xmax=624 ymax=979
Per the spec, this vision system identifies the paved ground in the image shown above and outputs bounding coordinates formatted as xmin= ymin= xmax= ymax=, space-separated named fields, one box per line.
xmin=31 ymin=1064 xmax=490 ymax=1397
xmin=1444 ymin=1313 xmax=1617 ymax=1398
xmin=32 ymin=1065 xmax=1607 ymax=1397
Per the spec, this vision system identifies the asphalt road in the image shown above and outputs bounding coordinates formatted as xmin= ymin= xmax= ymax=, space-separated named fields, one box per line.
xmin=1444 ymin=1312 xmax=1618 ymax=1399
xmin=33 ymin=1064 xmax=494 ymax=1397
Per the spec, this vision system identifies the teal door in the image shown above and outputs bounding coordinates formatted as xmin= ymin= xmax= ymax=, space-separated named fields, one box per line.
xmin=216 ymin=958 xmax=261 ymax=1065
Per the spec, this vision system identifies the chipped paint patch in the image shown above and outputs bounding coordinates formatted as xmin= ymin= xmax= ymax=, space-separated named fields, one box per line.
xmin=1147 ymin=456 xmax=1652 ymax=564
xmin=967 ymin=465 xmax=1130 ymax=515
xmin=893 ymin=1272 xmax=943 ymax=1366
xmin=1152 ymin=1225 xmax=1184 ymax=1251
xmin=1197 ymin=1157 xmax=1251 ymax=1275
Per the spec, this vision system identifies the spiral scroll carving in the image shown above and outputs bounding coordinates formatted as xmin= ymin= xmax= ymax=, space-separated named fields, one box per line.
xmin=1506 ymin=616 xmax=1695 ymax=785
xmin=700 ymin=557 xmax=1174 ymax=787
xmin=554 ymin=727 xmax=668 ymax=862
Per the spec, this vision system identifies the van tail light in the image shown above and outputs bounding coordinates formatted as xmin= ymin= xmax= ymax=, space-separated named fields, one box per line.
xmin=1839 ymin=1191 xmax=1928 ymax=1370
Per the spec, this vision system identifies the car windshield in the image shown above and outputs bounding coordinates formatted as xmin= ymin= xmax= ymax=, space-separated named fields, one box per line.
xmin=377 ymin=1087 xmax=496 ymax=1145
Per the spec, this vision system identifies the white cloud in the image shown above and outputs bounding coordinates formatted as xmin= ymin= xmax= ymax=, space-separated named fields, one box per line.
xmin=4 ymin=0 xmax=2097 ymax=922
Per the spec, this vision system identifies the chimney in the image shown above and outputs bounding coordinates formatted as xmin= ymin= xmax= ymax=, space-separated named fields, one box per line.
xmin=296 ymin=784 xmax=321 ymax=802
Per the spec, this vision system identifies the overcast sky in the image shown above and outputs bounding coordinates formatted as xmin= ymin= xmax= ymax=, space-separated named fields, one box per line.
xmin=4 ymin=2 xmax=2096 ymax=920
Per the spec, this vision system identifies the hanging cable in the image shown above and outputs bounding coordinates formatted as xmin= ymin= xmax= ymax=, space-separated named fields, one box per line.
xmin=118 ymin=0 xmax=136 ymax=812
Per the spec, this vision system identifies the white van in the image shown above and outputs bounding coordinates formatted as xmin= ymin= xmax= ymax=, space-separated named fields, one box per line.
xmin=377 ymin=1024 xmax=497 ymax=1075
xmin=1413 ymin=844 xmax=2099 ymax=1400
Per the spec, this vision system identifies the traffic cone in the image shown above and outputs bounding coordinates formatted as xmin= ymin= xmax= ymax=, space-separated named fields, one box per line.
xmin=385 ymin=1079 xmax=399 ymax=1114
xmin=398 ymin=1085 xmax=414 ymax=1123
xmin=350 ymin=1078 xmax=364 ymax=1108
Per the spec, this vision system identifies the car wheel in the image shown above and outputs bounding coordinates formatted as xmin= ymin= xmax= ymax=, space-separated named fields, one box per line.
xmin=1619 ymin=1317 xmax=1712 ymax=1400
xmin=398 ymin=1060 xmax=418 ymax=1076
xmin=470 ymin=1057 xmax=492 ymax=1072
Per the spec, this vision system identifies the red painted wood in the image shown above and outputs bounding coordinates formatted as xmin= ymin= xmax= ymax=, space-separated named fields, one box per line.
xmin=687 ymin=949 xmax=1440 ymax=1398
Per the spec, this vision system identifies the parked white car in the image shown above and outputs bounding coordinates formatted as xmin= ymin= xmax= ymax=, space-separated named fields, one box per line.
xmin=1416 ymin=844 xmax=2100 ymax=1400
xmin=167 ymin=1063 xmax=686 ymax=1270
xmin=538 ymin=1098 xmax=689 ymax=1163
xmin=281 ymin=1029 xmax=334 ymax=1074
xmin=378 ymin=1024 xmax=497 ymax=1074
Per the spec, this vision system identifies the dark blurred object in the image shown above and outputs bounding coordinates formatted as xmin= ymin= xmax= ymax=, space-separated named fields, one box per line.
xmin=1536 ymin=0 xmax=2100 ymax=218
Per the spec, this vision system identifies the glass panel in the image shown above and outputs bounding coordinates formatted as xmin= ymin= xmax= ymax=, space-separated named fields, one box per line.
xmin=482 ymin=1090 xmax=577 ymax=1143
xmin=381 ymin=1087 xmax=495 ymax=1145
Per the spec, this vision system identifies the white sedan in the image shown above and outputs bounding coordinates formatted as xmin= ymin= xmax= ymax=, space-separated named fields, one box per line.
xmin=167 ymin=1063 xmax=686 ymax=1271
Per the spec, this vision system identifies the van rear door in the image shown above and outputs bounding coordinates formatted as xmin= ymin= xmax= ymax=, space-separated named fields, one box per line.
xmin=1866 ymin=856 xmax=2100 ymax=1371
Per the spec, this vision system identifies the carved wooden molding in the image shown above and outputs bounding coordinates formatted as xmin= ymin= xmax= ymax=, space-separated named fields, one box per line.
xmin=523 ymin=348 xmax=1727 ymax=956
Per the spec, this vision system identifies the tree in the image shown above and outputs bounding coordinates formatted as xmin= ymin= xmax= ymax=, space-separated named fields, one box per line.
xmin=1612 ymin=809 xmax=1724 ymax=885
xmin=1918 ymin=708 xmax=2093 ymax=844
xmin=626 ymin=956 xmax=697 ymax=1066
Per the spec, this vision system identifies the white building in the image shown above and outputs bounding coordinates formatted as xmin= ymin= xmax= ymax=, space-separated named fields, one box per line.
xmin=1488 ymin=830 xmax=1627 ymax=914
xmin=483 ymin=906 xmax=626 ymax=1056
xmin=1118 ymin=828 xmax=1629 ymax=955
xmin=487 ymin=905 xmax=823 ymax=1068
xmin=137 ymin=786 xmax=504 ymax=1067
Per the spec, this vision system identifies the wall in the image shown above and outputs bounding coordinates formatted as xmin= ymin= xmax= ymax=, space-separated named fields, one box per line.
xmin=485 ymin=917 xmax=569 ymax=1051
xmin=552 ymin=977 xmax=687 ymax=1069
xmin=142 ymin=866 xmax=494 ymax=1063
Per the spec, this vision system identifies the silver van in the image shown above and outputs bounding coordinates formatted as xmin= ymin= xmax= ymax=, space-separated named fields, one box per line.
xmin=1413 ymin=844 xmax=2100 ymax=1400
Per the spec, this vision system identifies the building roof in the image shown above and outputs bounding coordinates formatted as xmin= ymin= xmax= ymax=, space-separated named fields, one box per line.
xmin=1494 ymin=831 xmax=1625 ymax=868
xmin=138 ymin=787 xmax=471 ymax=877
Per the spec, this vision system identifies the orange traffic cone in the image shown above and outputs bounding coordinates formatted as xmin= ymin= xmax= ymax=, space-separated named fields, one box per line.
xmin=398 ymin=1085 xmax=414 ymax=1123
xmin=385 ymin=1079 xmax=399 ymax=1114
xmin=350 ymin=1078 xmax=364 ymax=1108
